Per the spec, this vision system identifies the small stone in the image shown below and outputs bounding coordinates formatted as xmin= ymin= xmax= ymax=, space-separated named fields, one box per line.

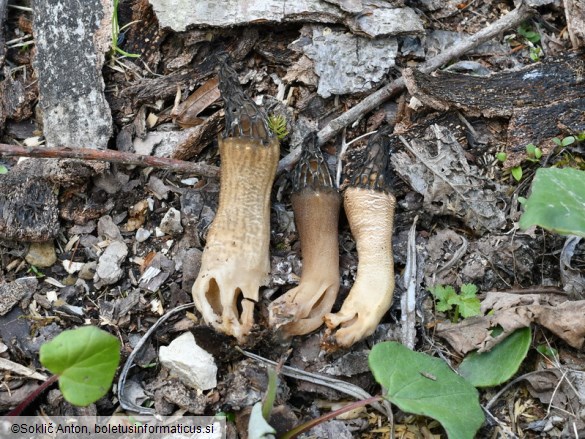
xmin=94 ymin=241 xmax=128 ymax=287
xmin=135 ymin=228 xmax=152 ymax=242
xmin=159 ymin=332 xmax=217 ymax=391
xmin=97 ymin=215 xmax=123 ymax=242
xmin=159 ymin=208 xmax=183 ymax=235
xmin=78 ymin=261 xmax=97 ymax=280
xmin=25 ymin=242 xmax=57 ymax=268
xmin=155 ymin=227 xmax=165 ymax=238
xmin=62 ymin=260 xmax=84 ymax=274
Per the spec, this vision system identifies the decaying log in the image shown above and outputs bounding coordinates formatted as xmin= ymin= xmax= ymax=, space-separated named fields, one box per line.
xmin=404 ymin=53 xmax=585 ymax=167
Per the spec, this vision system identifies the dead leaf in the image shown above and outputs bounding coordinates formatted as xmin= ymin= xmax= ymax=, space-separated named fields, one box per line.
xmin=436 ymin=295 xmax=585 ymax=355
xmin=392 ymin=124 xmax=507 ymax=233
xmin=172 ymin=77 xmax=220 ymax=128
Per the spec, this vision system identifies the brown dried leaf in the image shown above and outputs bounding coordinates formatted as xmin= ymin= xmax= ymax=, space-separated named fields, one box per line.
xmin=436 ymin=294 xmax=585 ymax=355
xmin=173 ymin=77 xmax=220 ymax=128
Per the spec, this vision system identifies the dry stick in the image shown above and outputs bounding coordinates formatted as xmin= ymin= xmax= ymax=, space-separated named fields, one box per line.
xmin=0 ymin=143 xmax=220 ymax=177
xmin=277 ymin=1 xmax=535 ymax=173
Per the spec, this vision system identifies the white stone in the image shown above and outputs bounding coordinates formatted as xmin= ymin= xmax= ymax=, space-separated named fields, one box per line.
xmin=159 ymin=332 xmax=217 ymax=391
xmin=135 ymin=228 xmax=152 ymax=242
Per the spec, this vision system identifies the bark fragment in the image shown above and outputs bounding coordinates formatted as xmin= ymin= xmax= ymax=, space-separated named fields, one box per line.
xmin=32 ymin=0 xmax=113 ymax=150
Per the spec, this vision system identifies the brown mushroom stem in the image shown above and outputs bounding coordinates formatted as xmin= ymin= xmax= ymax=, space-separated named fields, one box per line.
xmin=325 ymin=188 xmax=396 ymax=347
xmin=269 ymin=133 xmax=340 ymax=336
xmin=324 ymin=127 xmax=396 ymax=347
xmin=192 ymin=58 xmax=278 ymax=342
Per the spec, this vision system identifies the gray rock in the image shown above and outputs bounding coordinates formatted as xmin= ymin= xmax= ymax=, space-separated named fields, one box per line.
xmin=0 ymin=277 xmax=37 ymax=316
xmin=301 ymin=26 xmax=399 ymax=98
xmin=32 ymin=0 xmax=112 ymax=149
xmin=97 ymin=215 xmax=123 ymax=242
xmin=159 ymin=208 xmax=183 ymax=235
xmin=135 ymin=228 xmax=152 ymax=242
xmin=94 ymin=241 xmax=128 ymax=287
xmin=159 ymin=332 xmax=217 ymax=391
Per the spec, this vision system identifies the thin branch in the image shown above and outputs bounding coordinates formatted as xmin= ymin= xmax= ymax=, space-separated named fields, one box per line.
xmin=276 ymin=1 xmax=535 ymax=173
xmin=0 ymin=143 xmax=219 ymax=177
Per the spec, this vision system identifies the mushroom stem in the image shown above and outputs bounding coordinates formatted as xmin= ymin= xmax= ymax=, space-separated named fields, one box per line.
xmin=269 ymin=133 xmax=340 ymax=336
xmin=192 ymin=58 xmax=278 ymax=341
xmin=324 ymin=128 xmax=396 ymax=347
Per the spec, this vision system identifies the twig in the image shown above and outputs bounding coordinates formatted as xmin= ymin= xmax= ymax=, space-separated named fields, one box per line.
xmin=276 ymin=1 xmax=535 ymax=172
xmin=401 ymin=216 xmax=418 ymax=350
xmin=0 ymin=143 xmax=219 ymax=177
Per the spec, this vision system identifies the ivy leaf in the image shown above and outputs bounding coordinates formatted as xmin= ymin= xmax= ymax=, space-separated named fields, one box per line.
xmin=519 ymin=168 xmax=585 ymax=237
xmin=459 ymin=328 xmax=531 ymax=387
xmin=40 ymin=326 xmax=120 ymax=406
xmin=369 ymin=342 xmax=485 ymax=439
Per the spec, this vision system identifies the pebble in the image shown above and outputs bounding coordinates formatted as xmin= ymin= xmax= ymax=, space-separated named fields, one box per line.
xmin=135 ymin=228 xmax=152 ymax=242
xmin=159 ymin=208 xmax=183 ymax=235
xmin=25 ymin=242 xmax=57 ymax=268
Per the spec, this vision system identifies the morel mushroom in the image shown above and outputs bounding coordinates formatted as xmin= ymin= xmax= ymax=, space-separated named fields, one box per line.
xmin=324 ymin=129 xmax=396 ymax=347
xmin=269 ymin=132 xmax=341 ymax=336
xmin=192 ymin=60 xmax=279 ymax=341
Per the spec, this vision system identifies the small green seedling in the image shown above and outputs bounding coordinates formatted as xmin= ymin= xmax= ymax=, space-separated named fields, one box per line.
xmin=429 ymin=283 xmax=481 ymax=322
xmin=496 ymin=152 xmax=507 ymax=163
xmin=511 ymin=165 xmax=523 ymax=181
xmin=267 ymin=114 xmax=289 ymax=141
xmin=27 ymin=265 xmax=44 ymax=278
xmin=0 ymin=165 xmax=8 ymax=174
xmin=110 ymin=0 xmax=140 ymax=58
xmin=525 ymin=143 xmax=542 ymax=161
xmin=553 ymin=136 xmax=576 ymax=147
xmin=536 ymin=344 xmax=558 ymax=359
xmin=517 ymin=23 xmax=541 ymax=44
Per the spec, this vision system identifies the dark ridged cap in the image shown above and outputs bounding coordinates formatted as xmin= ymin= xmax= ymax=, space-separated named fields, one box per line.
xmin=292 ymin=132 xmax=335 ymax=193
xmin=217 ymin=56 xmax=272 ymax=142
xmin=348 ymin=126 xmax=394 ymax=192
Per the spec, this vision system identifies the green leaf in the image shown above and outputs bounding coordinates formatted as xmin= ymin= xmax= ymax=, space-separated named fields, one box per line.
xmin=552 ymin=137 xmax=562 ymax=146
xmin=526 ymin=143 xmax=537 ymax=156
xmin=460 ymin=283 xmax=478 ymax=298
xmin=562 ymin=136 xmax=575 ymax=147
xmin=458 ymin=296 xmax=481 ymax=318
xmin=496 ymin=152 xmax=507 ymax=162
xmin=511 ymin=166 xmax=523 ymax=182
xmin=534 ymin=147 xmax=542 ymax=159
xmin=536 ymin=344 xmax=558 ymax=359
xmin=40 ymin=326 xmax=121 ymax=406
xmin=0 ymin=165 xmax=7 ymax=174
xmin=429 ymin=285 xmax=455 ymax=303
xmin=429 ymin=285 xmax=456 ymax=312
xmin=458 ymin=327 xmax=531 ymax=388
xmin=369 ymin=342 xmax=484 ymax=439
xmin=519 ymin=168 xmax=585 ymax=237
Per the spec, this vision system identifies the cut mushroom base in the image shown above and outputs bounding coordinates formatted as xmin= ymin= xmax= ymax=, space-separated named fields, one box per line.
xmin=324 ymin=187 xmax=396 ymax=347
xmin=269 ymin=188 xmax=341 ymax=336
xmin=192 ymin=137 xmax=279 ymax=342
